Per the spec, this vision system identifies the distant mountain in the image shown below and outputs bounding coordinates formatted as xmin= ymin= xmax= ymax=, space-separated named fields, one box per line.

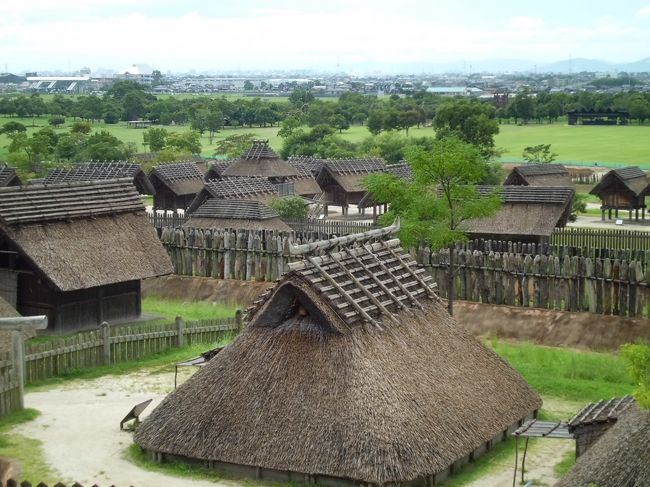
xmin=540 ymin=57 xmax=650 ymax=74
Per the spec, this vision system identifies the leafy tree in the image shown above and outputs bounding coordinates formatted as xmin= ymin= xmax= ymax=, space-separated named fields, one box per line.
xmin=268 ymin=196 xmax=309 ymax=220
xmin=433 ymin=99 xmax=499 ymax=159
xmin=522 ymin=144 xmax=558 ymax=164
xmin=70 ymin=121 xmax=92 ymax=134
xmin=329 ymin=114 xmax=350 ymax=133
xmin=0 ymin=121 xmax=26 ymax=135
xmin=363 ymin=137 xmax=501 ymax=315
xmin=289 ymin=88 xmax=315 ymax=110
xmin=151 ymin=70 xmax=163 ymax=86
xmin=143 ymin=127 xmax=168 ymax=152
xmin=55 ymin=132 xmax=86 ymax=161
xmin=278 ymin=116 xmax=302 ymax=138
xmin=213 ymin=133 xmax=257 ymax=158
xmin=621 ymin=342 xmax=650 ymax=409
xmin=243 ymin=80 xmax=254 ymax=91
xmin=81 ymin=130 xmax=131 ymax=160
xmin=166 ymin=130 xmax=201 ymax=154
xmin=366 ymin=109 xmax=385 ymax=135
xmin=569 ymin=193 xmax=587 ymax=222
xmin=48 ymin=115 xmax=65 ymax=128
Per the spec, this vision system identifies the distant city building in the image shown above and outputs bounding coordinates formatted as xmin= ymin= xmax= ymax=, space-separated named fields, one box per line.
xmin=116 ymin=64 xmax=155 ymax=84
xmin=25 ymin=76 xmax=91 ymax=93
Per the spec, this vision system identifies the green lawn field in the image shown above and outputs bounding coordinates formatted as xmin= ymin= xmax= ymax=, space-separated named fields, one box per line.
xmin=2 ymin=116 xmax=649 ymax=167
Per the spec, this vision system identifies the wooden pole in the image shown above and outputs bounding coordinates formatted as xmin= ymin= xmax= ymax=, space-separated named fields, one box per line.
xmin=176 ymin=316 xmax=185 ymax=347
xmin=101 ymin=321 xmax=110 ymax=366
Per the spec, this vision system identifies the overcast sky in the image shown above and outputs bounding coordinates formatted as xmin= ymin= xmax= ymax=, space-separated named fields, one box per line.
xmin=2 ymin=0 xmax=650 ymax=73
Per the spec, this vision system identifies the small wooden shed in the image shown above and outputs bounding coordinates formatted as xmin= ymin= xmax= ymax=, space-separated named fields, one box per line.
xmin=42 ymin=161 xmax=155 ymax=195
xmin=0 ymin=165 xmax=21 ymax=187
xmin=589 ymin=166 xmax=650 ymax=220
xmin=149 ymin=162 xmax=205 ymax=211
xmin=183 ymin=199 xmax=292 ymax=232
xmin=504 ymin=164 xmax=573 ymax=187
xmin=0 ymin=179 xmax=173 ymax=332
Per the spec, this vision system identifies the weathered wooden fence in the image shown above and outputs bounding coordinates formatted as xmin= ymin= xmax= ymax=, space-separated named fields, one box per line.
xmin=147 ymin=210 xmax=188 ymax=229
xmin=284 ymin=218 xmax=377 ymax=235
xmin=6 ymin=481 xmax=111 ymax=487
xmin=0 ymin=350 xmax=20 ymax=417
xmin=419 ymin=246 xmax=650 ymax=318
xmin=551 ymin=227 xmax=650 ymax=253
xmin=24 ymin=314 xmax=241 ymax=383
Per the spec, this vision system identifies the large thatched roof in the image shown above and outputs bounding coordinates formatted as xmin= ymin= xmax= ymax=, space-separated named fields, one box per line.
xmin=556 ymin=403 xmax=649 ymax=487
xmin=136 ymin=232 xmax=541 ymax=485
xmin=590 ymin=166 xmax=650 ymax=198
xmin=183 ymin=199 xmax=291 ymax=232
xmin=0 ymin=164 xmax=21 ymax=187
xmin=150 ymin=162 xmax=205 ymax=196
xmin=0 ymin=179 xmax=173 ymax=291
xmin=221 ymin=141 xmax=298 ymax=178
xmin=42 ymin=161 xmax=155 ymax=195
xmin=288 ymin=155 xmax=325 ymax=177
xmin=285 ymin=161 xmax=322 ymax=198
xmin=187 ymin=177 xmax=279 ymax=212
xmin=465 ymin=186 xmax=575 ymax=238
xmin=203 ymin=160 xmax=234 ymax=181
xmin=316 ymin=158 xmax=387 ymax=194
xmin=504 ymin=164 xmax=573 ymax=187
xmin=0 ymin=295 xmax=19 ymax=318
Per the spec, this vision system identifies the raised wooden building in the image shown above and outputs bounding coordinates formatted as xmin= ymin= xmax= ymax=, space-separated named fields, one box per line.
xmin=187 ymin=177 xmax=282 ymax=213
xmin=504 ymin=164 xmax=573 ymax=187
xmin=42 ymin=161 xmax=155 ymax=195
xmin=149 ymin=162 xmax=205 ymax=211
xmin=0 ymin=179 xmax=173 ymax=332
xmin=136 ymin=228 xmax=541 ymax=486
xmin=589 ymin=166 xmax=650 ymax=221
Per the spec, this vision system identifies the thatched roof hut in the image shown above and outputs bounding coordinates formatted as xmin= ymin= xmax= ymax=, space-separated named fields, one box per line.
xmin=287 ymin=156 xmax=325 ymax=177
xmin=42 ymin=161 xmax=155 ymax=195
xmin=221 ymin=141 xmax=298 ymax=180
xmin=285 ymin=161 xmax=322 ymax=199
xmin=504 ymin=164 xmax=573 ymax=187
xmin=135 ymin=230 xmax=541 ymax=486
xmin=589 ymin=166 xmax=650 ymax=220
xmin=203 ymin=160 xmax=234 ymax=181
xmin=465 ymin=186 xmax=575 ymax=243
xmin=556 ymin=403 xmax=649 ymax=487
xmin=316 ymin=158 xmax=386 ymax=212
xmin=358 ymin=162 xmax=413 ymax=210
xmin=149 ymin=162 xmax=205 ymax=211
xmin=0 ymin=179 xmax=173 ymax=332
xmin=187 ymin=177 xmax=281 ymax=213
xmin=0 ymin=164 xmax=21 ymax=187
xmin=0 ymin=295 xmax=19 ymax=318
xmin=183 ymin=199 xmax=291 ymax=232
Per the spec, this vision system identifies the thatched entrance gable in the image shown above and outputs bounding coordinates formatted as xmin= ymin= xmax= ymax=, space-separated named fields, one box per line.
xmin=149 ymin=162 xmax=205 ymax=196
xmin=187 ymin=177 xmax=279 ymax=213
xmin=221 ymin=141 xmax=298 ymax=179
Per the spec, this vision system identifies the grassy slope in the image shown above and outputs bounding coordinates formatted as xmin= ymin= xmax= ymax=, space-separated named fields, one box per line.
xmin=141 ymin=296 xmax=238 ymax=321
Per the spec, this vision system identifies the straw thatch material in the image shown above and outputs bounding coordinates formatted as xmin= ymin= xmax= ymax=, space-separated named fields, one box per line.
xmin=183 ymin=199 xmax=292 ymax=232
xmin=187 ymin=177 xmax=279 ymax=213
xmin=136 ymin=237 xmax=541 ymax=485
xmin=0 ymin=164 xmax=21 ymax=187
xmin=204 ymin=160 xmax=235 ymax=181
xmin=288 ymin=156 xmax=325 ymax=177
xmin=149 ymin=162 xmax=205 ymax=196
xmin=0 ymin=295 xmax=19 ymax=318
xmin=0 ymin=180 xmax=172 ymax=292
xmin=556 ymin=404 xmax=650 ymax=487
xmin=358 ymin=162 xmax=413 ymax=208
xmin=316 ymin=158 xmax=387 ymax=193
xmin=504 ymin=164 xmax=573 ymax=187
xmin=42 ymin=161 xmax=155 ymax=195
xmin=221 ymin=141 xmax=298 ymax=178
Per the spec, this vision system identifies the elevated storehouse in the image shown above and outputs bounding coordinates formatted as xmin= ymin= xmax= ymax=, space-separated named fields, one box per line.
xmin=589 ymin=166 xmax=650 ymax=220
xmin=42 ymin=161 xmax=155 ymax=195
xmin=358 ymin=162 xmax=413 ymax=218
xmin=504 ymin=164 xmax=573 ymax=187
xmin=0 ymin=179 xmax=173 ymax=332
xmin=0 ymin=165 xmax=21 ymax=187
xmin=149 ymin=162 xmax=205 ymax=211
xmin=136 ymin=228 xmax=542 ymax=486
xmin=183 ymin=199 xmax=291 ymax=232
xmin=316 ymin=158 xmax=386 ymax=214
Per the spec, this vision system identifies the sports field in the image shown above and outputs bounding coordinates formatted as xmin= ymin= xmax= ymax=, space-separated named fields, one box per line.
xmin=1 ymin=116 xmax=648 ymax=167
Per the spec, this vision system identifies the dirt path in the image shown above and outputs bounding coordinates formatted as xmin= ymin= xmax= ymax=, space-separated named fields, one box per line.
xmin=15 ymin=366 xmax=233 ymax=487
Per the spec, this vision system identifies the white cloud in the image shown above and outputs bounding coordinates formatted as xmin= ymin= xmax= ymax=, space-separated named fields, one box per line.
xmin=637 ymin=5 xmax=650 ymax=16
xmin=509 ymin=16 xmax=544 ymax=30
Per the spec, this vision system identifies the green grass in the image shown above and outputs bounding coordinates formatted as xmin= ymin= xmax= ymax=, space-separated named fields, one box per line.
xmin=125 ymin=443 xmax=222 ymax=482
xmin=489 ymin=339 xmax=634 ymax=402
xmin=26 ymin=337 xmax=235 ymax=390
xmin=0 ymin=409 xmax=56 ymax=485
xmin=554 ymin=450 xmax=576 ymax=477
xmin=141 ymin=296 xmax=238 ymax=321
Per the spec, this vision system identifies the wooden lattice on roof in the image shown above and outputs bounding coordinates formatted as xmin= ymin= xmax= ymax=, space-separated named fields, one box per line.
xmin=205 ymin=177 xmax=277 ymax=199
xmin=190 ymin=199 xmax=280 ymax=221
xmin=204 ymin=160 xmax=235 ymax=180
xmin=385 ymin=162 xmax=413 ymax=181
xmin=568 ymin=396 xmax=635 ymax=429
xmin=0 ymin=164 xmax=21 ymax=187
xmin=287 ymin=156 xmax=325 ymax=175
xmin=44 ymin=161 xmax=140 ymax=183
xmin=0 ymin=179 xmax=144 ymax=225
xmin=244 ymin=140 xmax=280 ymax=160
xmin=324 ymin=158 xmax=386 ymax=175
xmin=477 ymin=185 xmax=575 ymax=205
xmin=152 ymin=162 xmax=204 ymax=182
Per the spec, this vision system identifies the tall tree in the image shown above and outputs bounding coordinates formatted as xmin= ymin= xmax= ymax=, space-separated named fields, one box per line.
xmin=363 ymin=136 xmax=501 ymax=315
xmin=522 ymin=144 xmax=558 ymax=164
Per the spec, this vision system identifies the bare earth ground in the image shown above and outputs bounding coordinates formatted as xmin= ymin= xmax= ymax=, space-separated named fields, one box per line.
xmin=12 ymin=365 xmax=578 ymax=487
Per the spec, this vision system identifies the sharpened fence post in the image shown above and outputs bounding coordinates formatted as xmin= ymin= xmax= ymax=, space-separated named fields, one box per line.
xmin=101 ymin=321 xmax=110 ymax=366
xmin=176 ymin=316 xmax=185 ymax=347
xmin=235 ymin=309 xmax=243 ymax=331
xmin=11 ymin=331 xmax=25 ymax=409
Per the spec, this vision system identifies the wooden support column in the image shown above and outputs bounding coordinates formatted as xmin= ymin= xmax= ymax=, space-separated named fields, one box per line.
xmin=176 ymin=316 xmax=185 ymax=347
xmin=101 ymin=321 xmax=110 ymax=366
xmin=97 ymin=286 xmax=104 ymax=326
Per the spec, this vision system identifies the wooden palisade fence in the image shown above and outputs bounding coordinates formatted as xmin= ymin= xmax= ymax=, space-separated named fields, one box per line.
xmin=23 ymin=314 xmax=241 ymax=384
xmin=551 ymin=227 xmax=650 ymax=253
xmin=419 ymin=245 xmax=650 ymax=318
xmin=0 ymin=350 xmax=20 ymax=418
xmin=6 ymin=481 xmax=115 ymax=487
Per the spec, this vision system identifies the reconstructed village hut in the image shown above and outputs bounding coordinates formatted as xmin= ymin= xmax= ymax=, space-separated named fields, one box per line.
xmin=0 ymin=179 xmax=173 ymax=332
xmin=288 ymin=155 xmax=325 ymax=177
xmin=149 ymin=162 xmax=205 ymax=211
xmin=358 ymin=162 xmax=413 ymax=218
xmin=187 ymin=177 xmax=282 ymax=213
xmin=556 ymin=402 xmax=649 ymax=487
xmin=589 ymin=166 xmax=650 ymax=221
xmin=504 ymin=164 xmax=573 ymax=187
xmin=42 ymin=161 xmax=155 ymax=195
xmin=183 ymin=199 xmax=291 ymax=232
xmin=0 ymin=164 xmax=21 ymax=187
xmin=203 ymin=160 xmax=234 ymax=181
xmin=316 ymin=158 xmax=387 ymax=214
xmin=135 ymin=227 xmax=542 ymax=486
xmin=465 ymin=186 xmax=575 ymax=243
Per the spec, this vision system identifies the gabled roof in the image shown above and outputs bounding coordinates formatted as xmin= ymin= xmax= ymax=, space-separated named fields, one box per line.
xmin=287 ymin=156 xmax=325 ymax=176
xmin=0 ymin=164 xmax=21 ymax=187
xmin=477 ymin=185 xmax=575 ymax=205
xmin=149 ymin=162 xmax=205 ymax=195
xmin=556 ymin=403 xmax=649 ymax=487
xmin=590 ymin=166 xmax=650 ymax=198
xmin=504 ymin=164 xmax=573 ymax=187
xmin=204 ymin=160 xmax=234 ymax=181
xmin=221 ymin=141 xmax=298 ymax=178
xmin=135 ymin=228 xmax=541 ymax=485
xmin=42 ymin=161 xmax=155 ymax=195
xmin=316 ymin=158 xmax=386 ymax=193
xmin=187 ymin=177 xmax=279 ymax=213
xmin=357 ymin=162 xmax=413 ymax=208
xmin=0 ymin=180 xmax=172 ymax=291
xmin=568 ymin=396 xmax=635 ymax=430
xmin=184 ymin=199 xmax=291 ymax=232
